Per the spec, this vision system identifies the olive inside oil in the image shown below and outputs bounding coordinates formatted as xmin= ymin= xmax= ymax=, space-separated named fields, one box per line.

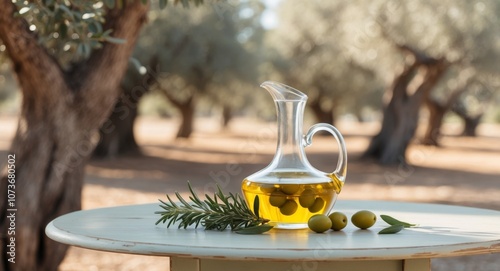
xmin=242 ymin=173 xmax=343 ymax=229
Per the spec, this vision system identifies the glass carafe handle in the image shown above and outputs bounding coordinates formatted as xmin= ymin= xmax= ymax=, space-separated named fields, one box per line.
xmin=304 ymin=123 xmax=348 ymax=182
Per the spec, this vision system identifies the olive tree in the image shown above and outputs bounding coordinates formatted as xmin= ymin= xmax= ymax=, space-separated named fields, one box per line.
xmin=268 ymin=0 xmax=383 ymax=125
xmin=0 ymin=0 xmax=201 ymax=270
xmin=269 ymin=0 xmax=499 ymax=163
xmin=347 ymin=0 xmax=500 ymax=162
xmin=135 ymin=1 xmax=263 ymax=138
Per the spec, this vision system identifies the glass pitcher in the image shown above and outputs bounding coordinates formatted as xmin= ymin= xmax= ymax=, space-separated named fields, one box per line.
xmin=241 ymin=81 xmax=347 ymax=229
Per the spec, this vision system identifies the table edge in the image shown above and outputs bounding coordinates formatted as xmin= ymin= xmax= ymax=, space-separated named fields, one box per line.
xmin=45 ymin=200 xmax=500 ymax=261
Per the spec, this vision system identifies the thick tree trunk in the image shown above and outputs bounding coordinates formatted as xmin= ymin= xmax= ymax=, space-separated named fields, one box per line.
xmin=422 ymin=70 xmax=472 ymax=146
xmin=422 ymin=98 xmax=447 ymax=146
xmin=176 ymin=96 xmax=195 ymax=138
xmin=364 ymin=59 xmax=448 ymax=164
xmin=93 ymin=90 xmax=140 ymax=158
xmin=461 ymin=115 xmax=482 ymax=136
xmin=364 ymin=61 xmax=420 ymax=164
xmin=452 ymin=105 xmax=483 ymax=137
xmin=94 ymin=62 xmax=166 ymax=158
xmin=0 ymin=1 xmax=148 ymax=270
xmin=221 ymin=105 xmax=232 ymax=128
xmin=157 ymin=84 xmax=196 ymax=139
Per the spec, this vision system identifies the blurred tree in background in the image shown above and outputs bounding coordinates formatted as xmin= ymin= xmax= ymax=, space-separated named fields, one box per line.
xmin=369 ymin=0 xmax=500 ymax=153
xmin=264 ymin=0 xmax=499 ymax=163
xmin=138 ymin=1 xmax=264 ymax=138
xmin=94 ymin=1 xmax=265 ymax=158
xmin=0 ymin=0 xmax=202 ymax=270
xmin=93 ymin=63 xmax=149 ymax=157
xmin=266 ymin=0 xmax=383 ymax=125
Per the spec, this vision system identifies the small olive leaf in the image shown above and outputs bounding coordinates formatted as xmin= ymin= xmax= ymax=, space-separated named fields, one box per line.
xmin=253 ymin=195 xmax=260 ymax=218
xmin=104 ymin=36 xmax=126 ymax=44
xmin=88 ymin=22 xmax=101 ymax=34
xmin=380 ymin=215 xmax=416 ymax=228
xmin=378 ymin=224 xmax=405 ymax=234
xmin=235 ymin=224 xmax=273 ymax=235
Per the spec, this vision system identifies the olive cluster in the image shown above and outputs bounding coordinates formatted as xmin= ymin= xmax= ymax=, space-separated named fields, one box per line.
xmin=266 ymin=184 xmax=326 ymax=216
xmin=308 ymin=210 xmax=377 ymax=233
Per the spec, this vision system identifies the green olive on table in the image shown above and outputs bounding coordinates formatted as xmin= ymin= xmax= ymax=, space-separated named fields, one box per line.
xmin=308 ymin=214 xmax=332 ymax=233
xmin=328 ymin=212 xmax=348 ymax=231
xmin=351 ymin=210 xmax=377 ymax=229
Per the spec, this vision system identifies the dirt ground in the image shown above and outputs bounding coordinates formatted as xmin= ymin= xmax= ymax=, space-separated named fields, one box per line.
xmin=1 ymin=116 xmax=499 ymax=271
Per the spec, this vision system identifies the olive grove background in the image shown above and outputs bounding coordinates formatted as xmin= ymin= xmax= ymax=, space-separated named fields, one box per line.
xmin=0 ymin=0 xmax=499 ymax=270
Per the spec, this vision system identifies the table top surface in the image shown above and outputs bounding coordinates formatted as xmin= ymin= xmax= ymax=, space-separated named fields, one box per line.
xmin=45 ymin=200 xmax=500 ymax=261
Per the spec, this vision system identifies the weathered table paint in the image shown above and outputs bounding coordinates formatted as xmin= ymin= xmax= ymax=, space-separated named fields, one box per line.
xmin=46 ymin=200 xmax=500 ymax=271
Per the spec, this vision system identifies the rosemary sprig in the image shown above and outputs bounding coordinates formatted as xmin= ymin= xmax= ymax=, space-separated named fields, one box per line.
xmin=155 ymin=182 xmax=272 ymax=234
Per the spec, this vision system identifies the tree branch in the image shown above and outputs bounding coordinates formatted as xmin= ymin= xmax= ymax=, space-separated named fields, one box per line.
xmin=413 ymin=58 xmax=449 ymax=101
xmin=376 ymin=21 xmax=439 ymax=65
xmin=152 ymin=74 xmax=193 ymax=110
xmin=72 ymin=0 xmax=149 ymax=126
xmin=444 ymin=68 xmax=475 ymax=107
xmin=390 ymin=60 xmax=421 ymax=100
xmin=0 ymin=0 xmax=67 ymax=111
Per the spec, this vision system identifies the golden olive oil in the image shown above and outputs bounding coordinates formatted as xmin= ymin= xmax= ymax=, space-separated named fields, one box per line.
xmin=242 ymin=174 xmax=343 ymax=229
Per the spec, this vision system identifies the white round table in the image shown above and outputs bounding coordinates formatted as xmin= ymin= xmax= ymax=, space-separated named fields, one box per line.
xmin=46 ymin=200 xmax=500 ymax=271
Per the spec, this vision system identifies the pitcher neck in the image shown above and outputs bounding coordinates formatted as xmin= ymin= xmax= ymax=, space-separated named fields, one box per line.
xmin=270 ymin=100 xmax=309 ymax=170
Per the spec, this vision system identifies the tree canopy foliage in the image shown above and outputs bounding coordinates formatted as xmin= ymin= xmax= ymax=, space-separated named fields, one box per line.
xmin=7 ymin=0 xmax=203 ymax=65
xmin=133 ymin=1 xmax=264 ymax=137
xmin=266 ymin=0 xmax=384 ymax=124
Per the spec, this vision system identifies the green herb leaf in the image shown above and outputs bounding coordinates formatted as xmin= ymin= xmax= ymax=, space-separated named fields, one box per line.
xmin=235 ymin=224 xmax=273 ymax=235
xmin=380 ymin=215 xmax=416 ymax=228
xmin=378 ymin=224 xmax=404 ymax=234
xmin=253 ymin=195 xmax=260 ymax=218
xmin=155 ymin=182 xmax=270 ymax=233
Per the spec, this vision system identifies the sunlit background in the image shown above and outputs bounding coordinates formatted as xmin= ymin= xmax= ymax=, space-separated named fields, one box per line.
xmin=1 ymin=0 xmax=499 ymax=270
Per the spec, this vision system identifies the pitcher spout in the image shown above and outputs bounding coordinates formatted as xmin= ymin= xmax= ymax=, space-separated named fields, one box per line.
xmin=261 ymin=81 xmax=308 ymax=102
